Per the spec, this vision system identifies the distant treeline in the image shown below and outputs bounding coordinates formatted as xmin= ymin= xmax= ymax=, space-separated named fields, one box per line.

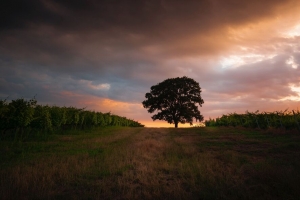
xmin=0 ymin=98 xmax=144 ymax=139
xmin=205 ymin=110 xmax=300 ymax=132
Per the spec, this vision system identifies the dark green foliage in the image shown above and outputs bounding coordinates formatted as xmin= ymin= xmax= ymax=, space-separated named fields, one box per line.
xmin=205 ymin=110 xmax=300 ymax=131
xmin=7 ymin=98 xmax=37 ymax=129
xmin=142 ymin=76 xmax=204 ymax=128
xmin=0 ymin=98 xmax=144 ymax=140
xmin=31 ymin=105 xmax=52 ymax=132
xmin=0 ymin=99 xmax=9 ymax=132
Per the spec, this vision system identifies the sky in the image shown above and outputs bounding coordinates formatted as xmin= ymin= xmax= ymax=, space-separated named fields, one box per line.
xmin=1 ymin=0 xmax=300 ymax=127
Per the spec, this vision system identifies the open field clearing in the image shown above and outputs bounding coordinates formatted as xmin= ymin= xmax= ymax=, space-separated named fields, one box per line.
xmin=1 ymin=127 xmax=300 ymax=199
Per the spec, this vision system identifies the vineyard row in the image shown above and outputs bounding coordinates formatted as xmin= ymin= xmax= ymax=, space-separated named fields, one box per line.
xmin=205 ymin=110 xmax=300 ymax=131
xmin=0 ymin=98 xmax=144 ymax=138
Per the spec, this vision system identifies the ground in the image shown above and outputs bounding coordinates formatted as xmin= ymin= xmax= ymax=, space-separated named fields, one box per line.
xmin=1 ymin=127 xmax=300 ymax=199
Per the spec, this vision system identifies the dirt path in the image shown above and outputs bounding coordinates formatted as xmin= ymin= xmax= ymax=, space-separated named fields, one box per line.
xmin=113 ymin=128 xmax=203 ymax=200
xmin=115 ymin=128 xmax=173 ymax=199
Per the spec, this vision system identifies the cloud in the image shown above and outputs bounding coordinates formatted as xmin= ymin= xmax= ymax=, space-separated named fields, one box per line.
xmin=79 ymin=80 xmax=110 ymax=91
xmin=1 ymin=0 xmax=300 ymax=127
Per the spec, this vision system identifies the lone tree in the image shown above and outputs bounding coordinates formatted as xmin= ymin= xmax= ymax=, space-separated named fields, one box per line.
xmin=142 ymin=76 xmax=204 ymax=128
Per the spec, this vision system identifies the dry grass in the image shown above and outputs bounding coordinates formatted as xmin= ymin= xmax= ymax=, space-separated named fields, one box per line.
xmin=1 ymin=127 xmax=300 ymax=199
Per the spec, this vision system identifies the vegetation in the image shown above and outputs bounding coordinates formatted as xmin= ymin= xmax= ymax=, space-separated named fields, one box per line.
xmin=1 ymin=127 xmax=300 ymax=199
xmin=142 ymin=76 xmax=204 ymax=128
xmin=2 ymin=96 xmax=300 ymax=199
xmin=205 ymin=110 xmax=300 ymax=132
xmin=0 ymin=97 xmax=144 ymax=140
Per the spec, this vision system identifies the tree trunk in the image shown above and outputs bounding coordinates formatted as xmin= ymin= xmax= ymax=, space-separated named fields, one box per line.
xmin=175 ymin=122 xmax=178 ymax=128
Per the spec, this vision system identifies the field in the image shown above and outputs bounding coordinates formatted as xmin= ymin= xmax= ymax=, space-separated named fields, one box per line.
xmin=1 ymin=127 xmax=300 ymax=199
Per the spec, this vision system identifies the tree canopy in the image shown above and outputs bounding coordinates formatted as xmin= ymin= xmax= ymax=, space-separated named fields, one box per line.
xmin=142 ymin=76 xmax=204 ymax=128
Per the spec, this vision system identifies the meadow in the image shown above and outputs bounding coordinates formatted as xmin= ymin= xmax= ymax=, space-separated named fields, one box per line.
xmin=1 ymin=127 xmax=300 ymax=199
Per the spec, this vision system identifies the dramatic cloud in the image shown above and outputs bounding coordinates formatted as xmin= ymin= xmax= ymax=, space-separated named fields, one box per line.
xmin=1 ymin=0 xmax=300 ymax=127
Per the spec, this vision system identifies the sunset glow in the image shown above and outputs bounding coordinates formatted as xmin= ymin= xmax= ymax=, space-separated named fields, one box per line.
xmin=1 ymin=0 xmax=300 ymax=127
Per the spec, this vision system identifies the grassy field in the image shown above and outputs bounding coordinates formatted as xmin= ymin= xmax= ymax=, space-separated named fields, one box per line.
xmin=1 ymin=127 xmax=300 ymax=199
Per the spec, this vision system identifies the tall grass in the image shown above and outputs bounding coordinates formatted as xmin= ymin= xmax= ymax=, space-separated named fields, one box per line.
xmin=1 ymin=127 xmax=300 ymax=199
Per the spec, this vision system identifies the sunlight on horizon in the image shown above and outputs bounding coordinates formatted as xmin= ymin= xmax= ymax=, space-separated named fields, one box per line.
xmin=141 ymin=120 xmax=197 ymax=128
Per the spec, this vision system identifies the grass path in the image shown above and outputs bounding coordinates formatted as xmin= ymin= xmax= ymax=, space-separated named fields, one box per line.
xmin=1 ymin=127 xmax=300 ymax=199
